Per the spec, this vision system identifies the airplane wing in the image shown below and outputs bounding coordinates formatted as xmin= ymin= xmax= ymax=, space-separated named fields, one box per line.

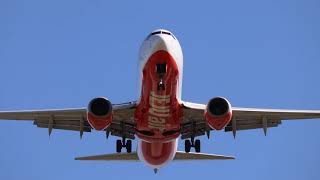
xmin=75 ymin=151 xmax=234 ymax=161
xmin=0 ymin=101 xmax=136 ymax=139
xmin=181 ymin=101 xmax=320 ymax=138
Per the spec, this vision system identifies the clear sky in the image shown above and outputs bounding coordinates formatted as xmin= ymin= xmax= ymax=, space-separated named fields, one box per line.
xmin=1 ymin=0 xmax=320 ymax=179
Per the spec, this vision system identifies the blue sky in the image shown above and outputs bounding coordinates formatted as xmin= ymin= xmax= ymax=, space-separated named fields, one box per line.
xmin=1 ymin=0 xmax=320 ymax=179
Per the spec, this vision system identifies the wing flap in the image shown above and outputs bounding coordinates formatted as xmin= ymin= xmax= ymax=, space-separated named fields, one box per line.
xmin=35 ymin=123 xmax=91 ymax=132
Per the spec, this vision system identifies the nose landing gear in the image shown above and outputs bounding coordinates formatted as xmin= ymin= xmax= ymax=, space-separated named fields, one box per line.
xmin=157 ymin=79 xmax=165 ymax=91
xmin=156 ymin=63 xmax=166 ymax=91
xmin=116 ymin=137 xmax=132 ymax=153
xmin=184 ymin=137 xmax=201 ymax=153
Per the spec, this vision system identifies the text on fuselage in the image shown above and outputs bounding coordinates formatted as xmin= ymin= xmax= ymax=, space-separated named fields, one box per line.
xmin=148 ymin=91 xmax=171 ymax=132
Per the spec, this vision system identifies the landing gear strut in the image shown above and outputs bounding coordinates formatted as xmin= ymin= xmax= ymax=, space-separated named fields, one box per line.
xmin=116 ymin=137 xmax=132 ymax=153
xmin=156 ymin=63 xmax=166 ymax=91
xmin=157 ymin=79 xmax=165 ymax=91
xmin=185 ymin=137 xmax=201 ymax=153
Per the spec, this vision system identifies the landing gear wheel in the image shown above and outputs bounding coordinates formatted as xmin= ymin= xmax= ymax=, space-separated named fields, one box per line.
xmin=194 ymin=139 xmax=201 ymax=153
xmin=185 ymin=139 xmax=191 ymax=153
xmin=157 ymin=81 xmax=165 ymax=91
xmin=116 ymin=140 xmax=122 ymax=153
xmin=126 ymin=140 xmax=132 ymax=153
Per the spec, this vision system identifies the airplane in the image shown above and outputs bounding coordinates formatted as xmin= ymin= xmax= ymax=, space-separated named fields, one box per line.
xmin=1 ymin=29 xmax=320 ymax=173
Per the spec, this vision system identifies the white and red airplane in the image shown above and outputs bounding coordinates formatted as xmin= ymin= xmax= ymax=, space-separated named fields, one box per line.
xmin=1 ymin=29 xmax=320 ymax=172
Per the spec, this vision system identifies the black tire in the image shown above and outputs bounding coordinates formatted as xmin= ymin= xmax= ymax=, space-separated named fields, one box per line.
xmin=185 ymin=139 xmax=191 ymax=153
xmin=116 ymin=140 xmax=122 ymax=153
xmin=195 ymin=139 xmax=201 ymax=153
xmin=126 ymin=140 xmax=132 ymax=153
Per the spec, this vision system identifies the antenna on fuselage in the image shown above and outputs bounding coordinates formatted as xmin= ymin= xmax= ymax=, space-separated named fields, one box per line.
xmin=153 ymin=168 xmax=159 ymax=174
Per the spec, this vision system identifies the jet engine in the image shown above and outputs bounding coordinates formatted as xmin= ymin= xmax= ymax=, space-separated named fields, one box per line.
xmin=87 ymin=97 xmax=113 ymax=130
xmin=204 ymin=97 xmax=232 ymax=130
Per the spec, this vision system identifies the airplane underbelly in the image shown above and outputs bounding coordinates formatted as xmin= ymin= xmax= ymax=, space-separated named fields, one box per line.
xmin=135 ymin=50 xmax=183 ymax=142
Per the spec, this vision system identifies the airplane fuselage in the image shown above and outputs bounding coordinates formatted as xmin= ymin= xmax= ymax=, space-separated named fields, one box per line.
xmin=135 ymin=29 xmax=184 ymax=169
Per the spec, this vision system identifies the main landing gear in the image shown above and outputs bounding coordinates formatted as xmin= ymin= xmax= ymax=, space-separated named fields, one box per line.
xmin=116 ymin=137 xmax=132 ymax=153
xmin=185 ymin=137 xmax=201 ymax=153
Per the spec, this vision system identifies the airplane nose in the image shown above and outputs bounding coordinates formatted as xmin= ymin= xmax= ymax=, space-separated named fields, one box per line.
xmin=152 ymin=35 xmax=168 ymax=50
xmin=146 ymin=29 xmax=176 ymax=51
xmin=139 ymin=29 xmax=179 ymax=62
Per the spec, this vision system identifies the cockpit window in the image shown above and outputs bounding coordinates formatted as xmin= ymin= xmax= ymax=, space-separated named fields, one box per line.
xmin=151 ymin=31 xmax=161 ymax=36
xmin=162 ymin=31 xmax=170 ymax=35
xmin=147 ymin=31 xmax=176 ymax=39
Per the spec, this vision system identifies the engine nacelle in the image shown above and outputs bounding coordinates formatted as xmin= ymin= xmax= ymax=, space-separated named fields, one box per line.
xmin=204 ymin=97 xmax=232 ymax=130
xmin=87 ymin=97 xmax=112 ymax=131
